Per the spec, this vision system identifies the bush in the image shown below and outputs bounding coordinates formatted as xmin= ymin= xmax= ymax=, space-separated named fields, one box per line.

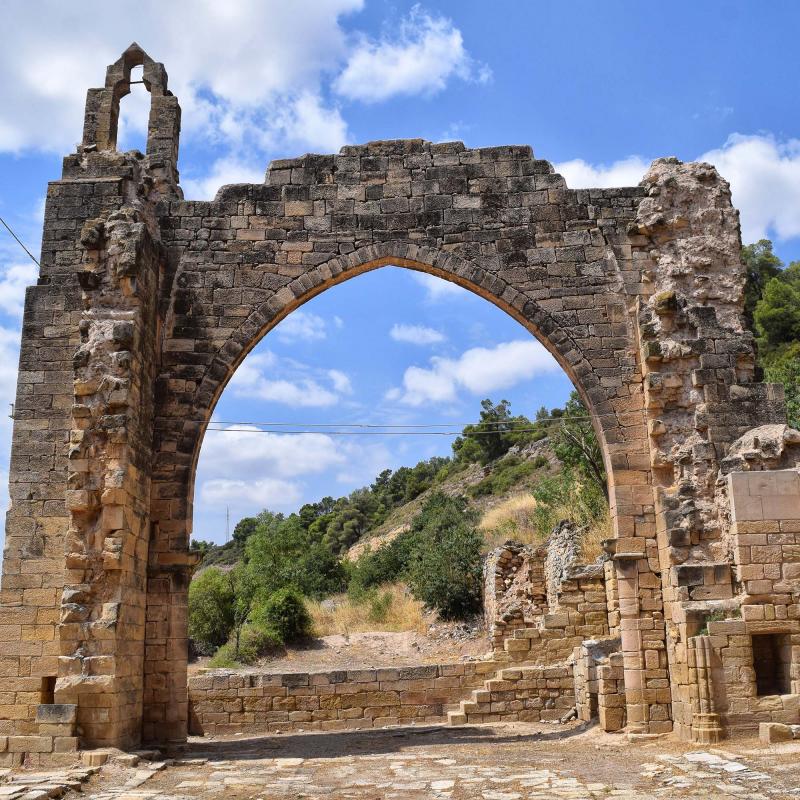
xmin=367 ymin=590 xmax=393 ymax=624
xmin=188 ymin=567 xmax=234 ymax=655
xmin=347 ymin=530 xmax=420 ymax=597
xmin=763 ymin=342 xmax=800 ymax=430
xmin=245 ymin=518 xmax=347 ymax=600
xmin=208 ymin=624 xmax=282 ymax=667
xmin=406 ymin=493 xmax=483 ymax=620
xmin=253 ymin=588 xmax=312 ymax=644
xmin=468 ymin=456 xmax=537 ymax=498
xmin=531 ymin=470 xmax=606 ymax=538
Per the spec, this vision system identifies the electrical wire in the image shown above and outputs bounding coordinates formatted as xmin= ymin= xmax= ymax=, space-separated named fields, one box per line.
xmin=204 ymin=429 xmax=563 ymax=436
xmin=0 ymin=215 xmax=40 ymax=268
xmin=205 ymin=411 xmax=636 ymax=429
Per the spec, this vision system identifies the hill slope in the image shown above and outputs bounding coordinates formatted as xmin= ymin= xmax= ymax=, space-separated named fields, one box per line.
xmin=346 ymin=437 xmax=557 ymax=561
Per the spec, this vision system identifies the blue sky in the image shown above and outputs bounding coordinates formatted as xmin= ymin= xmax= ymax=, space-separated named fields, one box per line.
xmin=2 ymin=1 xmax=800 ymax=546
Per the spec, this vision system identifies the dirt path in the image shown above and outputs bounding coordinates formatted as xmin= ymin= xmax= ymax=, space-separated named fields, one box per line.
xmin=191 ymin=627 xmax=490 ymax=675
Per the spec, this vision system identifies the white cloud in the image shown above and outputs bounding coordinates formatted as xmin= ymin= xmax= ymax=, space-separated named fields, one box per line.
xmin=699 ymin=133 xmax=800 ymax=242
xmin=556 ymin=133 xmax=800 ymax=245
xmin=555 ymin=156 xmax=649 ymax=189
xmin=193 ymin=425 xmax=391 ymax=525
xmin=0 ymin=326 xmax=21 ymax=417
xmin=0 ymin=262 xmax=37 ymax=317
xmin=334 ymin=5 xmax=490 ymax=103
xmin=182 ymin=156 xmax=265 ymax=201
xmin=236 ymin=377 xmax=338 ymax=407
xmin=0 ymin=326 xmax=21 ymax=530
xmin=200 ymin=477 xmax=302 ymax=510
xmin=200 ymin=427 xmax=347 ymax=478
xmin=389 ymin=339 xmax=561 ymax=406
xmin=228 ymin=349 xmax=351 ymax=407
xmin=275 ymin=310 xmax=328 ymax=343
xmin=390 ymin=323 xmax=445 ymax=345
xmin=328 ymin=369 xmax=353 ymax=394
xmin=269 ymin=91 xmax=349 ymax=154
xmin=0 ymin=0 xmax=364 ymax=154
xmin=411 ymin=272 xmax=469 ymax=301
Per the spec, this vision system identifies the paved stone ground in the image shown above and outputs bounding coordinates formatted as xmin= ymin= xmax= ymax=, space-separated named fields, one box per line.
xmin=4 ymin=723 xmax=800 ymax=799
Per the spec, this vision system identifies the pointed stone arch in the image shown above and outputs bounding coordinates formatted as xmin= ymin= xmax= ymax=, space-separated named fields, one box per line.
xmin=0 ymin=46 xmax=791 ymax=761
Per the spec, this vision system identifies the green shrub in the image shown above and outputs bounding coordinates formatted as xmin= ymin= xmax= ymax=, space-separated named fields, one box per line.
xmin=530 ymin=470 xmax=607 ymax=539
xmin=208 ymin=642 xmax=240 ymax=668
xmin=245 ymin=518 xmax=347 ymax=600
xmin=208 ymin=624 xmax=282 ymax=667
xmin=347 ymin=530 xmax=420 ymax=597
xmin=367 ymin=590 xmax=393 ymax=624
xmin=406 ymin=493 xmax=483 ymax=620
xmin=468 ymin=456 xmax=536 ymax=498
xmin=188 ymin=567 xmax=234 ymax=655
xmin=253 ymin=588 xmax=312 ymax=643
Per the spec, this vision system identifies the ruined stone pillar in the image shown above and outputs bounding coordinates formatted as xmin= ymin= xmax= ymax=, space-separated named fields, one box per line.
xmin=631 ymin=158 xmax=789 ymax=740
xmin=688 ymin=634 xmax=723 ymax=744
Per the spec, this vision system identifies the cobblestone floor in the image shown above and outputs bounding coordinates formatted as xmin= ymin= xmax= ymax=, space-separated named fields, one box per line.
xmin=4 ymin=723 xmax=800 ymax=799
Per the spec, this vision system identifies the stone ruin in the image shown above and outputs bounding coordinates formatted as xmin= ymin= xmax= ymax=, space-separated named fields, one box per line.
xmin=1 ymin=44 xmax=799 ymax=765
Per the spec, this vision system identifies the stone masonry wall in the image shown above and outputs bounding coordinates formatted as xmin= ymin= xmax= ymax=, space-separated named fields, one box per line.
xmin=188 ymin=662 xmax=506 ymax=736
xmin=699 ymin=469 xmax=800 ymax=737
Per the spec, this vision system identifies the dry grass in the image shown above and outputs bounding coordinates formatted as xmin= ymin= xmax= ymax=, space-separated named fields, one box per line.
xmin=478 ymin=494 xmax=542 ymax=551
xmin=478 ymin=492 xmax=611 ymax=563
xmin=580 ymin=509 xmax=612 ymax=562
xmin=307 ymin=583 xmax=426 ymax=638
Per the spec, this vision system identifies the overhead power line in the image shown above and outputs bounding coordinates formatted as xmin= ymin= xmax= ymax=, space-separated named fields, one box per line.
xmin=0 ymin=215 xmax=40 ymax=268
xmin=205 ymin=411 xmax=634 ymax=429
xmin=206 ymin=430 xmax=542 ymax=437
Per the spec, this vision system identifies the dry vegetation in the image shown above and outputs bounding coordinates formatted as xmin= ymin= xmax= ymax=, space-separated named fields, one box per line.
xmin=579 ymin=509 xmax=611 ymax=561
xmin=478 ymin=494 xmax=541 ymax=551
xmin=478 ymin=493 xmax=611 ymax=562
xmin=307 ymin=583 xmax=426 ymax=638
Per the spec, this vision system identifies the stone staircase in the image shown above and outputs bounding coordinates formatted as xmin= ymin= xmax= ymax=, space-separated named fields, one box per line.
xmin=447 ymin=662 xmax=574 ymax=725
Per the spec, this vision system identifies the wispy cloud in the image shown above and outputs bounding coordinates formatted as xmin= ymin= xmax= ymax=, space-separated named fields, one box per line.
xmin=275 ymin=310 xmax=329 ymax=344
xmin=228 ymin=351 xmax=352 ymax=407
xmin=390 ymin=323 xmax=446 ymax=345
xmin=411 ymin=272 xmax=469 ymax=301
xmin=555 ymin=155 xmax=649 ymax=189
